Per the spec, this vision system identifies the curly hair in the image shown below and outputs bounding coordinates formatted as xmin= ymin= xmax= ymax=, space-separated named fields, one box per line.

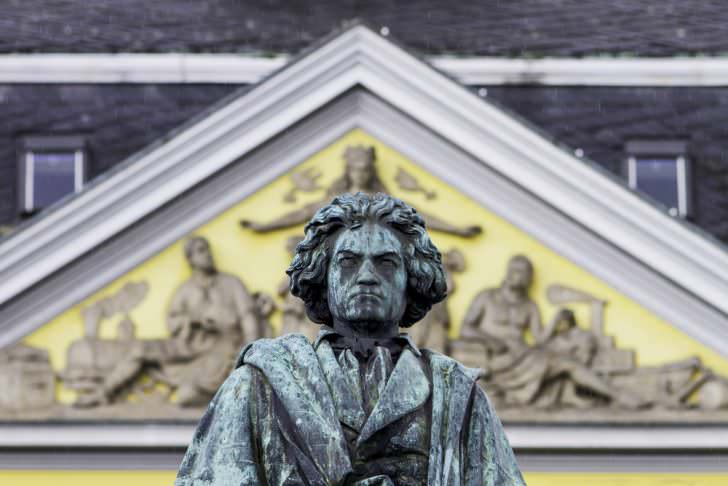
xmin=287 ymin=192 xmax=447 ymax=328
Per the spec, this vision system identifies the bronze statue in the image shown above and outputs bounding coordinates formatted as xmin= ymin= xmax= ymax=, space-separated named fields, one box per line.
xmin=75 ymin=236 xmax=262 ymax=407
xmin=240 ymin=145 xmax=482 ymax=238
xmin=177 ymin=193 xmax=524 ymax=485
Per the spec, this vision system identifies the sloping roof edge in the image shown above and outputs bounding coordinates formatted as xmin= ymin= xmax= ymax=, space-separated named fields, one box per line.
xmin=1 ymin=24 xmax=727 ymax=346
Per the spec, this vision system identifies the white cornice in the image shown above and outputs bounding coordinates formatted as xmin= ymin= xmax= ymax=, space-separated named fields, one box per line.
xmin=1 ymin=423 xmax=726 ymax=453
xmin=2 ymin=53 xmax=728 ymax=85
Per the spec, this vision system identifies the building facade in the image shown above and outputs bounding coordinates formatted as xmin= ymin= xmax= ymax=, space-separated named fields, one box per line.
xmin=2 ymin=5 xmax=728 ymax=485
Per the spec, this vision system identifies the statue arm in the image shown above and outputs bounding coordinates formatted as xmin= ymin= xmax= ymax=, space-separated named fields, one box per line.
xmin=537 ymin=306 xmax=576 ymax=344
xmin=529 ymin=302 xmax=548 ymax=343
xmin=167 ymin=288 xmax=191 ymax=337
xmin=460 ymin=292 xmax=486 ymax=338
xmin=462 ymin=385 xmax=526 ymax=485
xmin=176 ymin=365 xmax=306 ymax=485
xmin=459 ymin=291 xmax=508 ymax=352
xmin=175 ymin=366 xmax=262 ymax=485
xmin=419 ymin=210 xmax=482 ymax=238
xmin=240 ymin=201 xmax=322 ymax=233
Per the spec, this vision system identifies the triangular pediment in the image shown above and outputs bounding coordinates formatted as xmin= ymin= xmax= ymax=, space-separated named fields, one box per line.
xmin=1 ymin=24 xmax=728 ymax=448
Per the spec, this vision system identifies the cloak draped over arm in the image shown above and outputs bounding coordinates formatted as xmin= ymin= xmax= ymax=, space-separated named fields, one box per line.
xmin=175 ymin=364 xmax=305 ymax=486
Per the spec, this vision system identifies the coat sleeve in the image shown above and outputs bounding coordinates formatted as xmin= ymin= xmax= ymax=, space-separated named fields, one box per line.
xmin=462 ymin=386 xmax=526 ymax=486
xmin=175 ymin=365 xmax=263 ymax=485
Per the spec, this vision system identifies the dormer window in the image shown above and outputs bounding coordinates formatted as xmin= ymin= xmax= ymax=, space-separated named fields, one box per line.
xmin=625 ymin=140 xmax=690 ymax=217
xmin=18 ymin=136 xmax=87 ymax=215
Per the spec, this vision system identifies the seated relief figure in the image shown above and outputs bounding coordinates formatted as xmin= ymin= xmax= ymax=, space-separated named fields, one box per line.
xmin=456 ymin=255 xmax=645 ymax=409
xmin=177 ymin=193 xmax=524 ymax=486
xmin=77 ymin=236 xmax=263 ymax=407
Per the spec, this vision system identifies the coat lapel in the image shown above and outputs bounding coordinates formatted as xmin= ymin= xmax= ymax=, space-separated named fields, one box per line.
xmin=239 ymin=334 xmax=352 ymax=484
xmin=316 ymin=340 xmax=367 ymax=431
xmin=425 ymin=350 xmax=481 ymax=486
xmin=356 ymin=348 xmax=430 ymax=447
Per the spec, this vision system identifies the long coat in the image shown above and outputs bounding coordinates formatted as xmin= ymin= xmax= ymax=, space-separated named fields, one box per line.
xmin=176 ymin=334 xmax=525 ymax=485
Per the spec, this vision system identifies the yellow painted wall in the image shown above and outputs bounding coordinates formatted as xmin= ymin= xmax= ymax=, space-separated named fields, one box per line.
xmin=24 ymin=128 xmax=728 ymax=405
xmin=2 ymin=470 xmax=728 ymax=486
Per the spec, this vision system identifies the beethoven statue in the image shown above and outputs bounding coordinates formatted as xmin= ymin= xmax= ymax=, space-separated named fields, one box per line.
xmin=177 ymin=193 xmax=524 ymax=485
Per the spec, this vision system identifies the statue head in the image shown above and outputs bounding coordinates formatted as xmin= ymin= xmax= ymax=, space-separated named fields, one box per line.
xmin=287 ymin=193 xmax=447 ymax=336
xmin=503 ymin=254 xmax=533 ymax=291
xmin=184 ymin=236 xmax=216 ymax=273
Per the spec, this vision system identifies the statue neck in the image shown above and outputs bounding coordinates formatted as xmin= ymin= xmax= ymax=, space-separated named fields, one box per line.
xmin=332 ymin=319 xmax=399 ymax=340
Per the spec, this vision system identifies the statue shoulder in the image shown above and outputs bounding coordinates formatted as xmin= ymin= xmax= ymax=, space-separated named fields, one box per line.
xmin=235 ymin=333 xmax=316 ymax=370
xmin=422 ymin=348 xmax=484 ymax=383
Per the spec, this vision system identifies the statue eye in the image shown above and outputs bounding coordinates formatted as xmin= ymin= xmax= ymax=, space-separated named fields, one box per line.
xmin=339 ymin=256 xmax=357 ymax=267
xmin=380 ymin=258 xmax=398 ymax=268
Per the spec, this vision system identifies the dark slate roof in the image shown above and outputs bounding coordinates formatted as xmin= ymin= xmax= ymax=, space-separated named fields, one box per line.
xmin=480 ymin=86 xmax=728 ymax=244
xmin=2 ymin=84 xmax=728 ymax=247
xmin=0 ymin=84 xmax=238 ymax=225
xmin=3 ymin=1 xmax=728 ymax=56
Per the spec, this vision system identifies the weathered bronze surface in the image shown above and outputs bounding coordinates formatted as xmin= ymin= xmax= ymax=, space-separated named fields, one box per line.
xmin=177 ymin=193 xmax=525 ymax=485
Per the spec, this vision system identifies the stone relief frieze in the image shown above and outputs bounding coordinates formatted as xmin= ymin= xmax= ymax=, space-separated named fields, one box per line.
xmin=1 ymin=144 xmax=728 ymax=423
xmin=450 ymin=254 xmax=728 ymax=422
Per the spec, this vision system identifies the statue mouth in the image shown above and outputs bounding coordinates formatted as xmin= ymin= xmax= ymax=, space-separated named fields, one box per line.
xmin=351 ymin=291 xmax=382 ymax=300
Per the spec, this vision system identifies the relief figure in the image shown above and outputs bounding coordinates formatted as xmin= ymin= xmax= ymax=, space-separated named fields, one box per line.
xmin=454 ymin=255 xmax=646 ymax=409
xmin=74 ymin=236 xmax=263 ymax=408
xmin=240 ymin=145 xmax=482 ymax=238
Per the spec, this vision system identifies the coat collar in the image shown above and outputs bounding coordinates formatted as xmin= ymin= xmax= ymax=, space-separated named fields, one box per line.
xmin=356 ymin=347 xmax=430 ymax=446
xmin=314 ymin=326 xmax=422 ymax=357
xmin=314 ymin=328 xmax=430 ymax=443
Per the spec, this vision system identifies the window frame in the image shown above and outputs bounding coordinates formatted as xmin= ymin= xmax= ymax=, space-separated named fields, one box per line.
xmin=624 ymin=140 xmax=690 ymax=218
xmin=17 ymin=136 xmax=88 ymax=215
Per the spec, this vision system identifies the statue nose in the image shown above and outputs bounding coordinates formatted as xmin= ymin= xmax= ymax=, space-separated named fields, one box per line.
xmin=356 ymin=260 xmax=379 ymax=285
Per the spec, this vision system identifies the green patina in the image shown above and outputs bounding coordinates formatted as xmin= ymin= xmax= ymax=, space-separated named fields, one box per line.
xmin=176 ymin=193 xmax=525 ymax=485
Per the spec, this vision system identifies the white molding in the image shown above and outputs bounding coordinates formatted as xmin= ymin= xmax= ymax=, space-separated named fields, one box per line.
xmin=1 ymin=25 xmax=728 ymax=355
xmin=0 ymin=423 xmax=726 ymax=452
xmin=431 ymin=57 xmax=728 ymax=86
xmin=3 ymin=53 xmax=728 ymax=86
xmin=507 ymin=425 xmax=728 ymax=450
xmin=0 ymin=53 xmax=288 ymax=83
xmin=0 ymin=424 xmax=195 ymax=448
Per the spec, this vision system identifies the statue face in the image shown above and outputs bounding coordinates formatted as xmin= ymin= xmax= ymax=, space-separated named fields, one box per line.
xmin=187 ymin=238 xmax=215 ymax=272
xmin=505 ymin=258 xmax=533 ymax=289
xmin=326 ymin=222 xmax=407 ymax=335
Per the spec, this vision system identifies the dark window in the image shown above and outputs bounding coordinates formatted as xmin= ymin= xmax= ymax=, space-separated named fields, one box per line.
xmin=625 ymin=141 xmax=689 ymax=217
xmin=18 ymin=137 xmax=87 ymax=215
